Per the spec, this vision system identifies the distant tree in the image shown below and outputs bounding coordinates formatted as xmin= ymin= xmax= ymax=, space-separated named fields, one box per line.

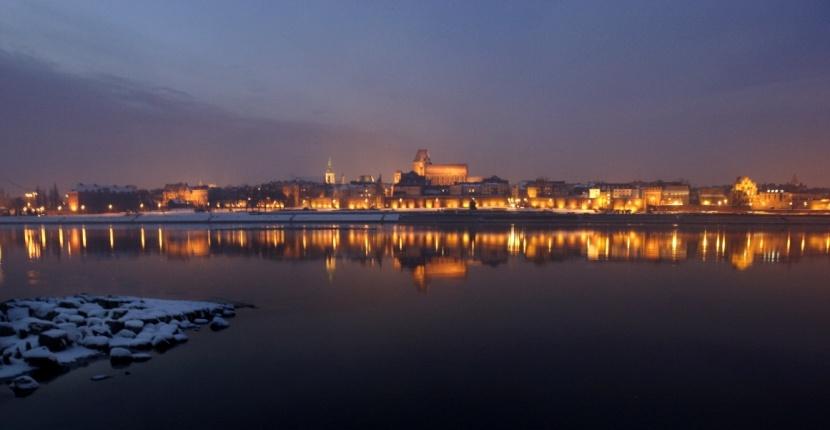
xmin=11 ymin=197 xmax=25 ymax=215
xmin=48 ymin=183 xmax=61 ymax=209
xmin=34 ymin=186 xmax=46 ymax=208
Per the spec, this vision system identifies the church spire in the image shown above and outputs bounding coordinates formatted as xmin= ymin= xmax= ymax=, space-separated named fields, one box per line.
xmin=324 ymin=157 xmax=336 ymax=185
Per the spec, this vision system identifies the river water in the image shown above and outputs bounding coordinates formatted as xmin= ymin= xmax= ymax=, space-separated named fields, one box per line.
xmin=1 ymin=224 xmax=830 ymax=428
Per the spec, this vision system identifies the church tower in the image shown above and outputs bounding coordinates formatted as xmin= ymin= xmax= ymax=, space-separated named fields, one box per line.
xmin=324 ymin=157 xmax=336 ymax=185
xmin=412 ymin=149 xmax=431 ymax=176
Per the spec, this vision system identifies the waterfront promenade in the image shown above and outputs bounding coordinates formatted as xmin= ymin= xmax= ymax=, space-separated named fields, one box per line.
xmin=2 ymin=210 xmax=830 ymax=226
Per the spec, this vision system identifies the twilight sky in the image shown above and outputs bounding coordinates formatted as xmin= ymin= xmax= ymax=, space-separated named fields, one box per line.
xmin=1 ymin=0 xmax=829 ymax=190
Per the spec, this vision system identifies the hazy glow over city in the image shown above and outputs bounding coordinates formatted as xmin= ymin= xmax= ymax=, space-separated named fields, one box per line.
xmin=2 ymin=0 xmax=830 ymax=190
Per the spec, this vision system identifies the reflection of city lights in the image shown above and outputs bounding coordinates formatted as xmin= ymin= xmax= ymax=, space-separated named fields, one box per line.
xmin=5 ymin=228 xmax=830 ymax=275
xmin=24 ymin=228 xmax=41 ymax=260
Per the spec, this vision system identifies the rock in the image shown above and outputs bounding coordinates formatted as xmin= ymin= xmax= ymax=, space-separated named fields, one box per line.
xmin=81 ymin=335 xmax=110 ymax=350
xmin=105 ymin=320 xmax=125 ymax=334
xmin=0 ymin=322 xmax=15 ymax=337
xmin=209 ymin=317 xmax=230 ymax=331
xmin=124 ymin=320 xmax=144 ymax=332
xmin=22 ymin=346 xmax=60 ymax=368
xmin=132 ymin=353 xmax=152 ymax=362
xmin=222 ymin=309 xmax=236 ymax=318
xmin=38 ymin=329 xmax=70 ymax=352
xmin=90 ymin=374 xmax=111 ymax=381
xmin=109 ymin=347 xmax=132 ymax=365
xmin=9 ymin=375 xmax=39 ymax=397
xmin=79 ymin=304 xmax=106 ymax=318
xmin=173 ymin=333 xmax=189 ymax=343
xmin=57 ymin=323 xmax=82 ymax=342
xmin=114 ymin=329 xmax=137 ymax=339
xmin=193 ymin=318 xmax=209 ymax=325
xmin=54 ymin=307 xmax=79 ymax=316
xmin=151 ymin=334 xmax=176 ymax=351
xmin=26 ymin=319 xmax=57 ymax=335
xmin=7 ymin=307 xmax=30 ymax=321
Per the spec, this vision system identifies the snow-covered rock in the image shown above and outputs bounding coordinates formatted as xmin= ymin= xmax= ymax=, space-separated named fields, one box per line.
xmin=0 ymin=322 xmax=14 ymax=337
xmin=109 ymin=347 xmax=132 ymax=364
xmin=38 ymin=329 xmax=70 ymax=352
xmin=1 ymin=294 xmax=240 ymax=391
xmin=124 ymin=320 xmax=145 ymax=332
xmin=7 ymin=307 xmax=29 ymax=321
xmin=209 ymin=317 xmax=230 ymax=331
xmin=114 ymin=329 xmax=137 ymax=339
xmin=22 ymin=346 xmax=59 ymax=368
xmin=132 ymin=353 xmax=152 ymax=362
xmin=10 ymin=375 xmax=39 ymax=396
xmin=81 ymin=335 xmax=110 ymax=350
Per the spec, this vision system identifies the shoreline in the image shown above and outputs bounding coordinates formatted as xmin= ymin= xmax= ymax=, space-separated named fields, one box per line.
xmin=2 ymin=210 xmax=830 ymax=226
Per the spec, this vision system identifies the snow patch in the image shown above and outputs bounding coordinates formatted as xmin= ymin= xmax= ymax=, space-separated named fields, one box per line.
xmin=1 ymin=294 xmax=236 ymax=394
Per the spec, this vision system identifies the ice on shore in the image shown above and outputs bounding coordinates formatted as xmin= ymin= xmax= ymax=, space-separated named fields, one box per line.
xmin=1 ymin=294 xmax=236 ymax=395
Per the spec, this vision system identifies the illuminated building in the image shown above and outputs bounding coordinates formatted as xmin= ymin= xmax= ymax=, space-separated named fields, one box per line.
xmin=697 ymin=187 xmax=730 ymax=206
xmin=162 ymin=183 xmax=209 ymax=208
xmin=753 ymin=187 xmax=793 ymax=210
xmin=660 ymin=184 xmax=690 ymax=206
xmin=409 ymin=149 xmax=468 ymax=186
xmin=324 ymin=158 xmax=336 ymax=185
xmin=642 ymin=187 xmax=662 ymax=208
xmin=67 ymin=184 xmax=141 ymax=213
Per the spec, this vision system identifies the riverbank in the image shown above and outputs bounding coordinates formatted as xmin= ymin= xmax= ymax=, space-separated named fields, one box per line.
xmin=2 ymin=210 xmax=830 ymax=225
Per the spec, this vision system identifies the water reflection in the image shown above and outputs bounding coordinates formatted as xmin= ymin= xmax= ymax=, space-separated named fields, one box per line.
xmin=3 ymin=225 xmax=830 ymax=290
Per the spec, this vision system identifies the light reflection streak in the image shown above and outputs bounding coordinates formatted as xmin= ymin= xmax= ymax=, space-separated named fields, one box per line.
xmin=3 ymin=227 xmax=830 ymax=290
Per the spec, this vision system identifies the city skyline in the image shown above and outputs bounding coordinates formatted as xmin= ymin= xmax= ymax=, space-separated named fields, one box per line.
xmin=2 ymin=0 xmax=830 ymax=191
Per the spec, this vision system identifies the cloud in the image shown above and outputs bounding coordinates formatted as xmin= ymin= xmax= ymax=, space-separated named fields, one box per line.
xmin=0 ymin=50 xmax=396 ymax=190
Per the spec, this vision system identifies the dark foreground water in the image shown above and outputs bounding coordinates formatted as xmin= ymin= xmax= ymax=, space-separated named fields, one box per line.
xmin=1 ymin=224 xmax=830 ymax=429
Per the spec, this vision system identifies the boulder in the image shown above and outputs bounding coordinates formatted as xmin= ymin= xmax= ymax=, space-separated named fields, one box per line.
xmin=9 ymin=375 xmax=39 ymax=397
xmin=109 ymin=347 xmax=132 ymax=365
xmin=114 ymin=329 xmax=137 ymax=339
xmin=209 ymin=317 xmax=230 ymax=331
xmin=81 ymin=335 xmax=110 ymax=350
xmin=26 ymin=319 xmax=57 ymax=335
xmin=132 ymin=352 xmax=152 ymax=362
xmin=0 ymin=322 xmax=15 ymax=337
xmin=38 ymin=329 xmax=70 ymax=352
xmin=124 ymin=320 xmax=145 ymax=332
xmin=22 ymin=346 xmax=60 ymax=368
xmin=7 ymin=307 xmax=30 ymax=321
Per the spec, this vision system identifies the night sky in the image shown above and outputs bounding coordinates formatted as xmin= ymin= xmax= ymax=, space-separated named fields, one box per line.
xmin=1 ymin=0 xmax=829 ymax=190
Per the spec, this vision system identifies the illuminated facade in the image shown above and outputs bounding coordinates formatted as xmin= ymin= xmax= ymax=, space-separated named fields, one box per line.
xmin=324 ymin=158 xmax=336 ymax=185
xmin=67 ymin=184 xmax=142 ymax=213
xmin=697 ymin=187 xmax=729 ymax=206
xmin=162 ymin=183 xmax=209 ymax=208
xmin=410 ymin=149 xmax=468 ymax=186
